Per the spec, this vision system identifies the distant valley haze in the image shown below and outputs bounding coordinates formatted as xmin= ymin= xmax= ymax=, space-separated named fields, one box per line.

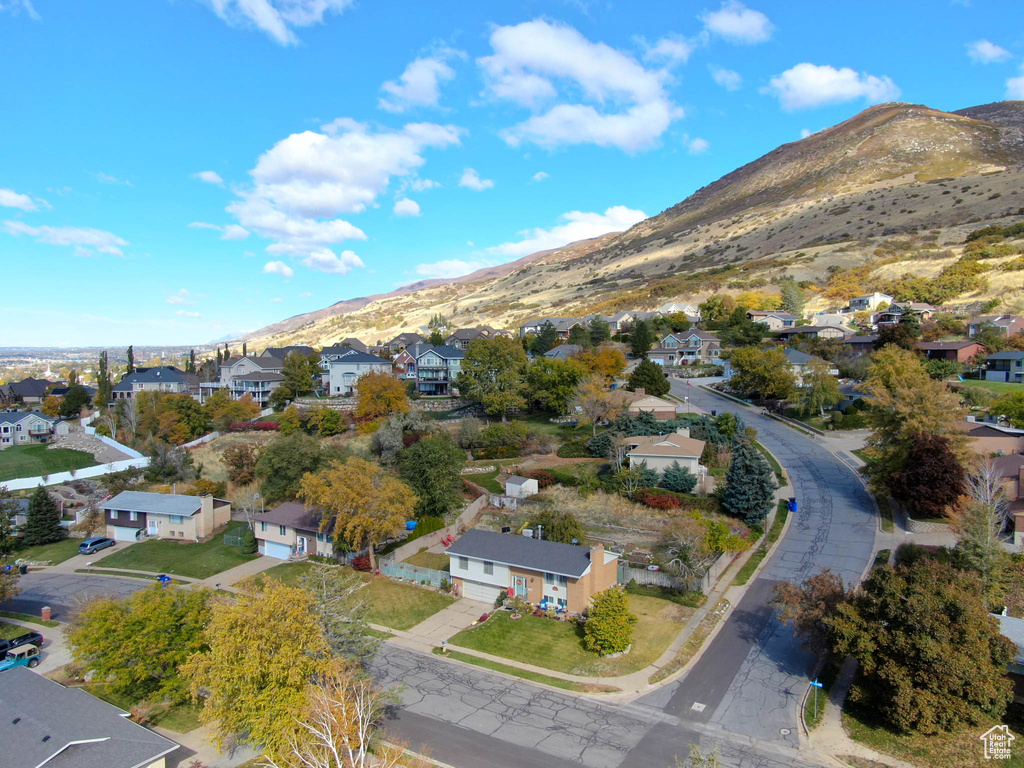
xmin=2 ymin=0 xmax=1023 ymax=346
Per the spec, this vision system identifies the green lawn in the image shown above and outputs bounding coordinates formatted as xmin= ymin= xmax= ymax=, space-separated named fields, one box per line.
xmin=404 ymin=550 xmax=450 ymax=571
xmin=958 ymin=379 xmax=1024 ymax=395
xmin=11 ymin=537 xmax=82 ymax=565
xmin=0 ymin=620 xmax=26 ymax=639
xmin=98 ymin=531 xmax=257 ymax=579
xmin=361 ymin=574 xmax=455 ymax=630
xmin=75 ymin=568 xmax=191 ymax=584
xmin=0 ymin=611 xmax=59 ymax=628
xmin=253 ymin=560 xmax=317 ymax=587
xmin=433 ymin=648 xmax=620 ymax=693
xmin=733 ymin=500 xmax=789 ymax=586
xmin=449 ymin=594 xmax=690 ymax=677
xmin=0 ymin=444 xmax=98 ymax=482
xmin=84 ymin=685 xmax=202 ymax=734
xmin=753 ymin=441 xmax=785 ymax=484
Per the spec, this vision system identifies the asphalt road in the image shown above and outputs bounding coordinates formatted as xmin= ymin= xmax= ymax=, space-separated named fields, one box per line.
xmin=8 ymin=571 xmax=147 ymax=620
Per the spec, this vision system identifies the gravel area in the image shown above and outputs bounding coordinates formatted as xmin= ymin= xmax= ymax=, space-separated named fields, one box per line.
xmin=49 ymin=432 xmax=133 ymax=464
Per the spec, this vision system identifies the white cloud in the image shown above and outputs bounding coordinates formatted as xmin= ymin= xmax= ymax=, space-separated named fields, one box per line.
xmin=0 ymin=187 xmax=47 ymax=211
xmin=687 ymin=136 xmax=711 ymax=154
xmin=227 ymin=117 xmax=461 ymax=270
xmin=409 ymin=178 xmax=440 ymax=192
xmin=176 ymin=310 xmax=202 ymax=318
xmin=3 ymin=220 xmax=128 ymax=257
xmin=459 ymin=168 xmax=494 ymax=191
xmin=967 ymin=39 xmax=1012 ymax=64
xmin=800 ymin=128 xmax=813 ymax=138
xmin=532 ymin=171 xmax=550 ymax=182
xmin=1009 ymin=66 xmax=1024 ymax=99
xmin=643 ymin=35 xmax=694 ymax=65
xmin=263 ymin=260 xmax=294 ymax=279
xmin=480 ymin=19 xmax=682 ymax=152
xmin=188 ymin=221 xmax=221 ymax=230
xmin=415 ymin=258 xmax=499 ymax=279
xmin=221 ymin=224 xmax=250 ymax=240
xmin=193 ymin=170 xmax=225 ymax=184
xmin=765 ymin=63 xmax=900 ymax=110
xmin=486 ymin=205 xmax=647 ymax=258
xmin=301 ymin=248 xmax=364 ymax=275
xmin=379 ymin=49 xmax=463 ymax=112
xmin=700 ymin=2 xmax=773 ymax=44
xmin=393 ymin=198 xmax=421 ymax=217
xmin=0 ymin=1 xmax=40 ymax=19
xmin=299 ymin=291 xmax=312 ymax=297
xmin=198 ymin=0 xmax=352 ymax=46
xmin=710 ymin=65 xmax=742 ymax=90
xmin=95 ymin=172 xmax=132 ymax=186
xmin=166 ymin=290 xmax=197 ymax=306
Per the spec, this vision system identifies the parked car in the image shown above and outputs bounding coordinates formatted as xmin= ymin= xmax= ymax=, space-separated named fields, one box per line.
xmin=79 ymin=537 xmax=115 ymax=555
xmin=0 ymin=631 xmax=43 ymax=656
xmin=0 ymin=645 xmax=41 ymax=671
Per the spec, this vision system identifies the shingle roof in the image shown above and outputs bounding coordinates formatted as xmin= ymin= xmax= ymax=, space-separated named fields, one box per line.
xmin=0 ymin=667 xmax=178 ymax=768
xmin=992 ymin=454 xmax=1024 ymax=479
xmin=261 ymin=346 xmax=315 ymax=358
xmin=986 ymin=351 xmax=1024 ymax=360
xmin=222 ymin=355 xmax=284 ymax=369
xmin=323 ymin=351 xmax=391 ymax=365
xmin=544 ymin=344 xmax=582 ymax=358
xmin=414 ymin=344 xmax=465 ymax=360
xmin=255 ymin=501 xmax=326 ymax=532
xmin=446 ymin=528 xmax=606 ymax=578
xmin=103 ymin=491 xmax=204 ymax=517
xmin=997 ymin=615 xmax=1024 ymax=665
xmin=915 ymin=341 xmax=983 ymax=350
xmin=9 ymin=377 xmax=54 ymax=398
xmin=844 ymin=335 xmax=879 ymax=344
xmin=624 ymin=431 xmax=705 ymax=459
xmin=112 ymin=367 xmax=197 ymax=392
xmin=0 ymin=410 xmax=55 ymax=426
xmin=784 ymin=349 xmax=820 ymax=365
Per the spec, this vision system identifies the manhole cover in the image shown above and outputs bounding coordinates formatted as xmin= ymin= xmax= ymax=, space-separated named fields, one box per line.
xmin=691 ymin=702 xmax=706 ymax=712
xmin=780 ymin=728 xmax=792 ymax=736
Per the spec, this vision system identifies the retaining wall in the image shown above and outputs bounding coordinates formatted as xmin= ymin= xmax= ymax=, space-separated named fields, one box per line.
xmin=2 ymin=457 xmax=150 ymax=491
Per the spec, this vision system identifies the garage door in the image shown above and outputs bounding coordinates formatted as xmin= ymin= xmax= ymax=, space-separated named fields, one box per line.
xmin=111 ymin=526 xmax=141 ymax=542
xmin=263 ymin=541 xmax=292 ymax=560
xmin=461 ymin=581 xmax=503 ymax=604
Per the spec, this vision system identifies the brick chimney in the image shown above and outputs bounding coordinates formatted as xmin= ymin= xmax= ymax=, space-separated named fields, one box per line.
xmin=590 ymin=542 xmax=605 ymax=562
xmin=200 ymin=494 xmax=214 ymax=518
xmin=635 ymin=388 xmax=645 ymax=396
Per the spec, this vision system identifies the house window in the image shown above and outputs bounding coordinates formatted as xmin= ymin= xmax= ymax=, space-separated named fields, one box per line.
xmin=129 ymin=511 xmax=138 ymax=521
xmin=458 ymin=556 xmax=468 ymax=570
xmin=316 ymin=532 xmax=325 ymax=542
xmin=178 ymin=531 xmax=184 ymax=538
xmin=483 ymin=561 xmax=494 ymax=575
xmin=544 ymin=572 xmax=567 ymax=587
xmin=279 ymin=525 xmax=287 ymax=536
xmin=170 ymin=515 xmax=184 ymax=524
xmin=260 ymin=521 xmax=267 ymax=532
xmin=1 ymin=426 xmax=7 ymax=433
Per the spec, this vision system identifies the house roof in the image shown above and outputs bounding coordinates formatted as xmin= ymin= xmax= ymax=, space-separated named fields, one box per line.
xmin=414 ymin=344 xmax=465 ymax=360
xmin=112 ymin=367 xmax=198 ymax=392
xmin=0 ymin=410 xmax=55 ymax=426
xmin=386 ymin=333 xmax=423 ymax=346
xmin=986 ymin=351 xmax=1024 ymax=361
xmin=9 ymin=377 xmax=54 ymax=398
xmin=544 ymin=344 xmax=582 ymax=358
xmin=49 ymin=385 xmax=97 ymax=398
xmin=255 ymin=501 xmax=327 ymax=532
xmin=261 ymin=346 xmax=315 ymax=359
xmin=997 ymin=615 xmax=1024 ymax=665
xmin=222 ymin=355 xmax=284 ymax=369
xmin=624 ymin=431 xmax=706 ymax=459
xmin=992 ymin=454 xmax=1024 ymax=479
xmin=783 ymin=349 xmax=822 ymax=366
xmin=446 ymin=328 xmax=488 ymax=342
xmin=915 ymin=341 xmax=983 ymax=351
xmin=505 ymin=475 xmax=534 ymax=487
xmin=0 ymin=667 xmax=178 ymax=768
xmin=775 ymin=325 xmax=848 ymax=337
xmin=103 ymin=491 xmax=205 ymax=517
xmin=323 ymin=351 xmax=391 ymax=365
xmin=844 ymin=335 xmax=879 ymax=344
xmin=446 ymin=528 xmax=609 ymax=578
xmin=338 ymin=337 xmax=368 ymax=352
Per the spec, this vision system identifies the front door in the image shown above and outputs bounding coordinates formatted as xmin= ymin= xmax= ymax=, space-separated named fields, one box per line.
xmin=514 ymin=576 xmax=527 ymax=598
xmin=147 ymin=521 xmax=158 ymax=536
xmin=296 ymin=536 xmax=307 ymax=555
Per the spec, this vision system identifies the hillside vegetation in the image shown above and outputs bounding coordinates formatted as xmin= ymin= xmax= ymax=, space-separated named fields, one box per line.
xmin=243 ymin=101 xmax=1024 ymax=349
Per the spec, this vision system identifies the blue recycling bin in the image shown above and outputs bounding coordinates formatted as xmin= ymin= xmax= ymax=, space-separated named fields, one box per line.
xmin=788 ymin=497 xmax=797 ymax=513
xmin=405 ymin=520 xmax=418 ymax=531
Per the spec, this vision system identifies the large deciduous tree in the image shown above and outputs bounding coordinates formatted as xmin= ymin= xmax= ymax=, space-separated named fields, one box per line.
xmin=282 ymin=351 xmax=318 ymax=398
xmin=397 ymin=432 xmax=465 ymax=519
xmin=991 ymin=391 xmax=1024 ymax=428
xmin=182 ymin=580 xmax=330 ymax=756
xmin=255 ymin=432 xmax=341 ymax=504
xmin=68 ymin=585 xmax=212 ymax=704
xmin=528 ymin=509 xmax=585 ymax=545
xmin=300 ymin=458 xmax=417 ymax=570
xmin=949 ymin=460 xmax=1012 ymax=609
xmin=627 ymin=358 xmax=670 ymax=397
xmin=721 ymin=439 xmax=776 ymax=526
xmin=828 ymin=559 xmax=1015 ymax=734
xmin=788 ymin=358 xmax=841 ymax=416
xmin=354 ymin=371 xmax=409 ymax=421
xmin=526 ymin=357 xmax=586 ymax=414
xmin=572 ymin=374 xmax=628 ymax=435
xmin=728 ymin=346 xmax=795 ymax=402
xmin=889 ymin=433 xmax=966 ymax=519
xmin=299 ymin=567 xmax=380 ymax=666
xmin=770 ymin=569 xmax=850 ymax=656
xmin=204 ymin=390 xmax=260 ymax=431
xmin=22 ymin=487 xmax=65 ymax=546
xmin=458 ymin=337 xmax=529 ymax=421
xmin=577 ymin=345 xmax=626 ymax=382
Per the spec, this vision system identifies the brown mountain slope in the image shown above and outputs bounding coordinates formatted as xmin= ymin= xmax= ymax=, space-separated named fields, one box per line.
xmin=242 ymin=101 xmax=1024 ymax=350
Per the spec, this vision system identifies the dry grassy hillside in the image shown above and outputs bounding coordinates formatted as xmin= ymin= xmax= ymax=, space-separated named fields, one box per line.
xmin=244 ymin=101 xmax=1024 ymax=349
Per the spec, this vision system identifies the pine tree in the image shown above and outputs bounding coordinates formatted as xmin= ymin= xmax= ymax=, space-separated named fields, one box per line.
xmin=216 ymin=348 xmax=223 ymax=366
xmin=96 ymin=351 xmax=112 ymax=407
xmin=242 ymin=342 xmax=248 ymax=357
xmin=589 ymin=316 xmax=611 ymax=346
xmin=662 ymin=461 xmax=697 ymax=493
xmin=722 ymin=439 xmax=776 ymax=526
xmin=126 ymin=345 xmax=135 ymax=376
xmin=627 ymin=358 xmax=671 ymax=397
xmin=22 ymin=487 xmax=66 ymax=546
xmin=188 ymin=349 xmax=196 ymax=373
xmin=630 ymin=319 xmax=655 ymax=357
xmin=532 ymin=322 xmax=559 ymax=354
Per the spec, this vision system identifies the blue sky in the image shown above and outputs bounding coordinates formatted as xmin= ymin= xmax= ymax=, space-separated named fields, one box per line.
xmin=2 ymin=0 xmax=1022 ymax=347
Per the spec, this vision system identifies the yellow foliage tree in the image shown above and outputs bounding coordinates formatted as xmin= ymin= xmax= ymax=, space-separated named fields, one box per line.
xmin=299 ymin=458 xmax=416 ymax=569
xmin=40 ymin=395 xmax=61 ymax=417
xmin=572 ymin=373 xmax=629 ymax=436
xmin=734 ymin=291 xmax=783 ymax=311
xmin=577 ymin=345 xmax=627 ymax=382
xmin=354 ymin=371 xmax=409 ymax=421
xmin=181 ymin=580 xmax=329 ymax=757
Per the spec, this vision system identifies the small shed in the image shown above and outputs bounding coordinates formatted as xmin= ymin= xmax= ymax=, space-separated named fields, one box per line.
xmin=504 ymin=475 xmax=539 ymax=499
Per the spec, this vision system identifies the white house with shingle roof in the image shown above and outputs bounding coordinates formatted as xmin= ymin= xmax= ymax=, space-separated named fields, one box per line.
xmin=0 ymin=410 xmax=67 ymax=450
xmin=623 ymin=428 xmax=706 ymax=475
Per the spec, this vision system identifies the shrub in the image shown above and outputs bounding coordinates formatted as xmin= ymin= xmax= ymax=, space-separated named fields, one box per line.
xmin=624 ymin=580 xmax=704 ymax=607
xmin=587 ymin=432 xmax=613 ymax=458
xmin=583 ymin=586 xmax=637 ymax=656
xmin=481 ymin=421 xmax=528 ymax=451
xmin=523 ymin=469 xmax=555 ymax=488
xmin=557 ymin=439 xmax=590 ymax=458
xmin=350 ymin=555 xmax=371 ymax=572
xmin=636 ymin=488 xmax=683 ymax=509
xmin=661 ymin=461 xmax=697 ymax=493
xmin=406 ymin=516 xmax=445 ymax=542
xmin=226 ymin=420 xmax=279 ymax=432
xmin=470 ymin=446 xmax=520 ymax=460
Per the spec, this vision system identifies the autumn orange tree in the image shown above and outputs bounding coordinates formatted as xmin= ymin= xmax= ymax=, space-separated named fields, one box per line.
xmin=300 ymin=457 xmax=417 ymax=569
xmin=204 ymin=389 xmax=260 ymax=431
xmin=572 ymin=373 xmax=628 ymax=435
xmin=577 ymin=345 xmax=626 ymax=382
xmin=354 ymin=371 xmax=409 ymax=422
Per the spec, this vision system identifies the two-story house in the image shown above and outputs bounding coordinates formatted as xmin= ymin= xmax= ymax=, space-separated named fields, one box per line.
xmin=254 ymin=501 xmax=334 ymax=559
xmin=260 ymin=345 xmax=315 ymax=360
xmin=969 ymin=315 xmax=1024 ymax=338
xmin=111 ymin=367 xmax=199 ymax=400
xmin=103 ymin=491 xmax=231 ymax=542
xmin=380 ymin=333 xmax=424 ymax=355
xmin=322 ymin=350 xmax=393 ymax=396
xmin=748 ymin=311 xmax=799 ymax=330
xmin=875 ymin=302 xmax=935 ymax=326
xmin=445 ymin=327 xmax=511 ymax=350
xmin=774 ymin=324 xmax=848 ymax=341
xmin=0 ymin=411 xmax=68 ymax=450
xmin=414 ymin=344 xmax=465 ymax=395
xmin=915 ymin=340 xmax=986 ymax=363
xmin=848 ymin=292 xmax=894 ymax=312
xmin=206 ymin=355 xmax=285 ymax=406
xmin=648 ymin=330 xmax=721 ymax=366
xmin=984 ymin=351 xmax=1024 ymax=383
xmin=519 ymin=317 xmax=583 ymax=339
xmin=4 ymin=377 xmax=55 ymax=404
xmin=658 ymin=301 xmax=701 ymax=319
xmin=446 ymin=528 xmax=619 ymax=611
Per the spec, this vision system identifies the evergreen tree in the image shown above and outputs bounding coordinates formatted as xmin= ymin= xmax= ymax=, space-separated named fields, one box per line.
xmin=58 ymin=384 xmax=92 ymax=419
xmin=22 ymin=487 xmax=66 ymax=546
xmin=428 ymin=328 xmax=445 ymax=345
xmin=661 ymin=461 xmax=697 ymax=493
xmin=722 ymin=439 xmax=776 ymax=526
xmin=242 ymin=342 xmax=247 ymax=357
xmin=126 ymin=345 xmax=135 ymax=376
xmin=627 ymin=358 xmax=670 ymax=397
xmin=216 ymin=348 xmax=223 ymax=366
xmin=0 ymin=488 xmax=18 ymax=559
xmin=780 ymin=280 xmax=805 ymax=315
xmin=532 ymin=322 xmax=559 ymax=354
xmin=96 ymin=351 xmax=112 ymax=407
xmin=630 ymin=319 xmax=655 ymax=357
xmin=241 ymin=526 xmax=258 ymax=554
xmin=589 ymin=316 xmax=611 ymax=346
xmin=188 ymin=349 xmax=196 ymax=374
xmin=568 ymin=324 xmax=590 ymax=348
xmin=397 ymin=432 xmax=465 ymax=518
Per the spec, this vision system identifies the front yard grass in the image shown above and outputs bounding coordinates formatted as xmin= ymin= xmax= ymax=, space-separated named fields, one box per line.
xmin=957 ymin=379 xmax=1024 ymax=395
xmin=0 ymin=444 xmax=98 ymax=482
xmin=0 ymin=620 xmax=26 ymax=639
xmin=361 ymin=574 xmax=455 ymax=630
xmin=12 ymin=537 xmax=82 ymax=565
xmin=253 ymin=560 xmax=317 ymax=587
xmin=84 ymin=685 xmax=202 ymax=734
xmin=433 ymin=648 xmax=620 ymax=693
xmin=0 ymin=610 xmax=59 ymax=628
xmin=448 ymin=594 xmax=690 ymax=677
xmin=404 ymin=550 xmax=450 ymax=571
xmin=98 ymin=531 xmax=257 ymax=579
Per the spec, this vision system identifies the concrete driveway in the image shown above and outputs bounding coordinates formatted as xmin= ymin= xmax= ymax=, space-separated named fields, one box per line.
xmin=404 ymin=598 xmax=492 ymax=644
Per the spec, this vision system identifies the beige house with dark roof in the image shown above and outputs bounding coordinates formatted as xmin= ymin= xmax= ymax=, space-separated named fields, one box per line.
xmin=623 ymin=428 xmax=706 ymax=475
xmin=254 ymin=502 xmax=334 ymax=560
xmin=621 ymin=388 xmax=679 ymax=420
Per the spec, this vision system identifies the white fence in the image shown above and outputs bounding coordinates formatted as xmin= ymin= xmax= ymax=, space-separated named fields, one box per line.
xmin=2 ymin=457 xmax=150 ymax=491
xmin=181 ymin=431 xmax=221 ymax=449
